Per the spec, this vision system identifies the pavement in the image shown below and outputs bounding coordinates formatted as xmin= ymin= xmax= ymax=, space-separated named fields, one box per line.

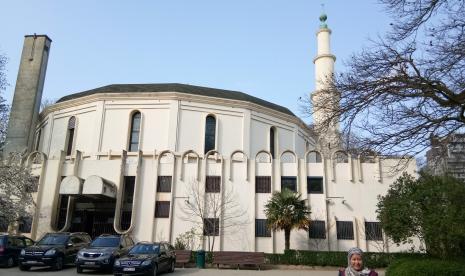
xmin=0 ymin=266 xmax=385 ymax=276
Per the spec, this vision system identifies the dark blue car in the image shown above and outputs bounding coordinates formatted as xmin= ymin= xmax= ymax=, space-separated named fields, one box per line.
xmin=0 ymin=234 xmax=35 ymax=267
xmin=113 ymin=242 xmax=176 ymax=276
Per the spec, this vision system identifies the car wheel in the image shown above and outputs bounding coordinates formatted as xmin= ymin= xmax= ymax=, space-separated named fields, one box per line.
xmin=19 ymin=264 xmax=31 ymax=271
xmin=76 ymin=265 xmax=83 ymax=273
xmin=54 ymin=256 xmax=63 ymax=271
xmin=169 ymin=259 xmax=175 ymax=273
xmin=6 ymin=257 xmax=14 ymax=267
xmin=153 ymin=264 xmax=158 ymax=276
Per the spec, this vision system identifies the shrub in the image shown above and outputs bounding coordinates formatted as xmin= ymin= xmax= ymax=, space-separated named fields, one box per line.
xmin=386 ymin=257 xmax=465 ymax=276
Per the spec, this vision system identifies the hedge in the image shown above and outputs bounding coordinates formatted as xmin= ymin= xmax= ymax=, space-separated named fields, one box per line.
xmin=265 ymin=250 xmax=425 ymax=268
xmin=385 ymin=257 xmax=465 ymax=276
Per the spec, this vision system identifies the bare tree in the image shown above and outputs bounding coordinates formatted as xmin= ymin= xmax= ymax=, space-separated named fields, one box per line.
xmin=40 ymin=98 xmax=56 ymax=112
xmin=179 ymin=179 xmax=249 ymax=251
xmin=0 ymin=53 xmax=9 ymax=150
xmin=304 ymin=0 xmax=465 ymax=158
xmin=0 ymin=153 xmax=38 ymax=233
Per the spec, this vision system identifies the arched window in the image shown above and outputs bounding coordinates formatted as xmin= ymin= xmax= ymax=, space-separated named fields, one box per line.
xmin=204 ymin=115 xmax=216 ymax=154
xmin=128 ymin=112 xmax=141 ymax=152
xmin=66 ymin=117 xmax=76 ymax=156
xmin=270 ymin=127 xmax=276 ymax=158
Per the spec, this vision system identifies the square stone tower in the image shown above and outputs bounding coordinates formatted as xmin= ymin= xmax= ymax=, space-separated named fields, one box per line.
xmin=3 ymin=35 xmax=51 ymax=158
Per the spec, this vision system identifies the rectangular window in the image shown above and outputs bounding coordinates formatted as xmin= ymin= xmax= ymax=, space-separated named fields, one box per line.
xmin=18 ymin=216 xmax=32 ymax=233
xmin=255 ymin=219 xmax=271 ymax=237
xmin=307 ymin=177 xmax=323 ymax=194
xmin=255 ymin=176 xmax=271 ymax=193
xmin=336 ymin=221 xmax=354 ymax=240
xmin=157 ymin=176 xmax=172 ymax=193
xmin=205 ymin=176 xmax=221 ymax=193
xmin=309 ymin=220 xmax=326 ymax=239
xmin=154 ymin=201 xmax=170 ymax=218
xmin=365 ymin=222 xmax=383 ymax=241
xmin=123 ymin=176 xmax=135 ymax=204
xmin=66 ymin=128 xmax=74 ymax=156
xmin=203 ymin=218 xmax=219 ymax=236
xmin=281 ymin=176 xmax=297 ymax=192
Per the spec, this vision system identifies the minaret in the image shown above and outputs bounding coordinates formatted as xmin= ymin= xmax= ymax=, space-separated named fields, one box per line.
xmin=311 ymin=13 xmax=341 ymax=152
xmin=3 ymin=35 xmax=52 ymax=158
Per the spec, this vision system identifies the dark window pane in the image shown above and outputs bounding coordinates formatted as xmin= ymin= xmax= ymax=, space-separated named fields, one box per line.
xmin=309 ymin=220 xmax=326 ymax=239
xmin=281 ymin=176 xmax=296 ymax=192
xmin=204 ymin=116 xmax=216 ymax=154
xmin=365 ymin=222 xmax=383 ymax=241
xmin=157 ymin=176 xmax=172 ymax=192
xmin=155 ymin=201 xmax=170 ymax=218
xmin=129 ymin=112 xmax=141 ymax=152
xmin=203 ymin=218 xmax=219 ymax=236
xmin=255 ymin=219 xmax=271 ymax=237
xmin=206 ymin=176 xmax=221 ymax=193
xmin=66 ymin=128 xmax=74 ymax=156
xmin=270 ymin=128 xmax=275 ymax=158
xmin=18 ymin=216 xmax=32 ymax=233
xmin=255 ymin=176 xmax=271 ymax=193
xmin=124 ymin=176 xmax=135 ymax=204
xmin=35 ymin=129 xmax=41 ymax=151
xmin=336 ymin=221 xmax=354 ymax=240
xmin=307 ymin=177 xmax=323 ymax=194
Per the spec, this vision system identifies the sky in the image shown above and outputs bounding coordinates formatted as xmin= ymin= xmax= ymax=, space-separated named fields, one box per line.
xmin=0 ymin=1 xmax=392 ymax=123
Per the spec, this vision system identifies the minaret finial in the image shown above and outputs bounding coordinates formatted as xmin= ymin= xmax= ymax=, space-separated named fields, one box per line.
xmin=319 ymin=3 xmax=328 ymax=29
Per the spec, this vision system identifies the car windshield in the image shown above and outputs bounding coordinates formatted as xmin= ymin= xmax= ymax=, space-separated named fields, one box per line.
xmin=90 ymin=237 xmax=120 ymax=247
xmin=129 ymin=244 xmax=159 ymax=255
xmin=37 ymin=235 xmax=68 ymax=245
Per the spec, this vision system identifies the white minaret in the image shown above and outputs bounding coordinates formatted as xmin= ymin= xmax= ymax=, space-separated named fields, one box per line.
xmin=312 ymin=13 xmax=341 ymax=152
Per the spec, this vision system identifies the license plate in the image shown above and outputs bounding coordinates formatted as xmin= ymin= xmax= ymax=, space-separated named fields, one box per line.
xmin=26 ymin=261 xmax=39 ymax=264
xmin=123 ymin=267 xmax=136 ymax=271
xmin=84 ymin=262 xmax=95 ymax=265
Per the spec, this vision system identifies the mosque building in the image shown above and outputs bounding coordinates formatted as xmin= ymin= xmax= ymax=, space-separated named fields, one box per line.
xmin=3 ymin=15 xmax=417 ymax=253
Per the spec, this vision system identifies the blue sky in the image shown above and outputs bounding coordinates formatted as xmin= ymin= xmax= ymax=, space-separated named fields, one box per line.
xmin=1 ymin=1 xmax=391 ymax=122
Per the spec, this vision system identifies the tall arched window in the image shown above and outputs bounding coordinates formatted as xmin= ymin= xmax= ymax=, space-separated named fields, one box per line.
xmin=128 ymin=112 xmax=141 ymax=152
xmin=204 ymin=115 xmax=216 ymax=154
xmin=66 ymin=117 xmax=76 ymax=156
xmin=270 ymin=127 xmax=276 ymax=158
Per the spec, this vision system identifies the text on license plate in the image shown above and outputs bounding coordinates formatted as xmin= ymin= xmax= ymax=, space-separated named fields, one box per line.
xmin=123 ymin=267 xmax=136 ymax=271
xmin=26 ymin=261 xmax=39 ymax=264
xmin=85 ymin=262 xmax=95 ymax=265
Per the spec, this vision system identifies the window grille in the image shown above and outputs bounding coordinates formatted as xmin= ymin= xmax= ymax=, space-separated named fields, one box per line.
xmin=157 ymin=176 xmax=172 ymax=192
xmin=281 ymin=176 xmax=297 ymax=192
xmin=307 ymin=177 xmax=323 ymax=194
xmin=205 ymin=176 xmax=221 ymax=193
xmin=129 ymin=112 xmax=141 ymax=152
xmin=203 ymin=218 xmax=219 ymax=236
xmin=204 ymin=115 xmax=216 ymax=154
xmin=154 ymin=201 xmax=170 ymax=218
xmin=365 ymin=222 xmax=383 ymax=241
xmin=336 ymin=221 xmax=354 ymax=240
xmin=255 ymin=176 xmax=271 ymax=193
xmin=309 ymin=220 xmax=326 ymax=239
xmin=255 ymin=219 xmax=271 ymax=237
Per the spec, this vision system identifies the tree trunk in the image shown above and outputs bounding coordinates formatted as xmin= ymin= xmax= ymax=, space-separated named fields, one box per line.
xmin=284 ymin=229 xmax=291 ymax=250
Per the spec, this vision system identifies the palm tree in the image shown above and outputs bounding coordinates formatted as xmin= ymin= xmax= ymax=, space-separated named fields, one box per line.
xmin=264 ymin=189 xmax=311 ymax=250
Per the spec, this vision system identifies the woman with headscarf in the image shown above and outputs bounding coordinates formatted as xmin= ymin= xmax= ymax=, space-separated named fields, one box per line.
xmin=338 ymin=247 xmax=378 ymax=276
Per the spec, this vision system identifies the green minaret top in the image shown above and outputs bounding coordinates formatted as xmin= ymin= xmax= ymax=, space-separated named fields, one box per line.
xmin=319 ymin=13 xmax=328 ymax=29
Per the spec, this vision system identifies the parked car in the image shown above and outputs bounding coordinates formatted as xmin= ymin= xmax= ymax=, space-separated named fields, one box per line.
xmin=0 ymin=234 xmax=34 ymax=267
xmin=113 ymin=241 xmax=176 ymax=276
xmin=19 ymin=232 xmax=91 ymax=271
xmin=76 ymin=234 xmax=134 ymax=273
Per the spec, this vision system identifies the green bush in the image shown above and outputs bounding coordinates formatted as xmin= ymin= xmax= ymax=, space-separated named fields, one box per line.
xmin=386 ymin=257 xmax=465 ymax=276
xmin=265 ymin=250 xmax=424 ymax=268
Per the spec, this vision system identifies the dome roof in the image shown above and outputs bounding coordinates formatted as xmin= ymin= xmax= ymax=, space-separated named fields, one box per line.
xmin=57 ymin=83 xmax=295 ymax=116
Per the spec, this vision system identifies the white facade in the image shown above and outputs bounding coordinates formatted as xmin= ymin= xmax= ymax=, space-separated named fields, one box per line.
xmin=24 ymin=88 xmax=416 ymax=253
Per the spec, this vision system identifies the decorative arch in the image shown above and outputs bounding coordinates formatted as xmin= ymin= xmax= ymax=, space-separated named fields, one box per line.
xmin=332 ymin=150 xmax=349 ymax=163
xmin=305 ymin=150 xmax=323 ymax=163
xmin=331 ymin=150 xmax=353 ymax=182
xmin=255 ymin=150 xmax=273 ymax=163
xmin=26 ymin=151 xmax=47 ymax=166
xmin=128 ymin=111 xmax=142 ymax=152
xmin=280 ymin=150 xmax=297 ymax=164
xmin=180 ymin=150 xmax=200 ymax=181
xmin=229 ymin=150 xmax=249 ymax=181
